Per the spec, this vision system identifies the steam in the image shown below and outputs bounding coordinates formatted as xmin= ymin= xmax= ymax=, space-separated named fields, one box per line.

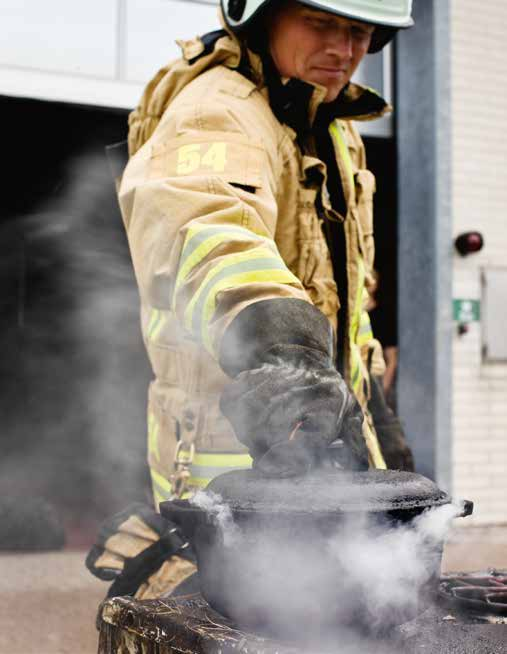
xmin=326 ymin=502 xmax=462 ymax=632
xmin=193 ymin=492 xmax=463 ymax=641
xmin=0 ymin=146 xmax=151 ymax=536
xmin=190 ymin=490 xmax=240 ymax=546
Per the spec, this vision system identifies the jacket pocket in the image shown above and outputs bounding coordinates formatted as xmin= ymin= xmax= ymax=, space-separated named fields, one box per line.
xmin=354 ymin=169 xmax=376 ymax=272
xmin=147 ymin=382 xmax=185 ymax=480
xmin=145 ymin=336 xmax=200 ymax=391
xmin=295 ymin=238 xmax=340 ymax=321
xmin=295 ymin=189 xmax=340 ymax=323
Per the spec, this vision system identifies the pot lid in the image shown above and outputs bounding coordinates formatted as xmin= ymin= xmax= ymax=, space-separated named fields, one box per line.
xmin=205 ymin=469 xmax=450 ymax=514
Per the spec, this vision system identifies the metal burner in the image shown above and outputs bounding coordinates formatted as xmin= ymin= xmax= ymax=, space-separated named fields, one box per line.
xmin=440 ymin=569 xmax=507 ymax=620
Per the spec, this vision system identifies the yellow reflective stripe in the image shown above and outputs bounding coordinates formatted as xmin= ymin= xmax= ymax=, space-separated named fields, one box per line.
xmin=147 ymin=309 xmax=167 ymax=343
xmin=350 ymin=262 xmax=366 ymax=391
xmin=151 ymin=471 xmax=172 ymax=508
xmin=202 ymin=269 xmax=299 ymax=354
xmin=364 ymin=420 xmax=387 ymax=470
xmin=359 ymin=311 xmax=371 ymax=330
xmin=350 ymin=259 xmax=368 ymax=393
xmin=147 ymin=309 xmax=159 ymax=335
xmin=147 ymin=412 xmax=160 ymax=462
xmin=350 ymin=258 xmax=366 ymax=339
xmin=329 ymin=121 xmax=354 ymax=191
xmin=184 ymin=246 xmax=278 ymax=329
xmin=188 ymin=452 xmax=253 ymax=487
xmin=357 ymin=333 xmax=373 ymax=347
xmin=357 ymin=311 xmax=373 ymax=347
xmin=147 ymin=309 xmax=161 ymax=338
xmin=150 ymin=468 xmax=193 ymax=502
xmin=184 ymin=247 xmax=299 ymax=352
xmin=190 ymin=456 xmax=252 ymax=483
xmin=175 ymin=224 xmax=273 ymax=299
xmin=193 ymin=452 xmax=253 ymax=468
xmin=151 ymin=314 xmax=166 ymax=342
xmin=151 ymin=468 xmax=172 ymax=494
xmin=350 ymin=353 xmax=362 ymax=394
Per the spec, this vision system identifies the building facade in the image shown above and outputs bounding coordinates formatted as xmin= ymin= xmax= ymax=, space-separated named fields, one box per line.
xmin=450 ymin=0 xmax=507 ymax=525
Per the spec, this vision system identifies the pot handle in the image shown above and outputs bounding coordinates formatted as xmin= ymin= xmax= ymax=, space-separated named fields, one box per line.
xmin=458 ymin=500 xmax=474 ymax=518
xmin=160 ymin=499 xmax=202 ymax=541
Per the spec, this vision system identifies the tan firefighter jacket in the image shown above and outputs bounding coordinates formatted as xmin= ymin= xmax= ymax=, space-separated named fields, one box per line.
xmin=118 ymin=29 xmax=390 ymax=505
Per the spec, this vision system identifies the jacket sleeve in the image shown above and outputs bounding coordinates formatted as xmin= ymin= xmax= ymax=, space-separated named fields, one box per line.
xmin=118 ymin=100 xmax=310 ymax=359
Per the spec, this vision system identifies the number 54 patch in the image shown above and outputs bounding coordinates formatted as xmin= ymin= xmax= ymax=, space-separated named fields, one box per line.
xmin=176 ymin=142 xmax=226 ymax=175
xmin=149 ymin=133 xmax=265 ymax=189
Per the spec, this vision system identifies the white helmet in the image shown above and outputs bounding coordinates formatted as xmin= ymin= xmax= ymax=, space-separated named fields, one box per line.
xmin=221 ymin=0 xmax=413 ymax=52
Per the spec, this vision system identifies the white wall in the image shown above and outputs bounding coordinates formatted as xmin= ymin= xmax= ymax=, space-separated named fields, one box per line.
xmin=0 ymin=0 xmax=218 ymax=108
xmin=0 ymin=0 xmax=391 ymax=135
xmin=451 ymin=0 xmax=507 ymax=525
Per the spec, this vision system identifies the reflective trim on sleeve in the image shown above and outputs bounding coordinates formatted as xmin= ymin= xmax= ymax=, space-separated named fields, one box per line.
xmin=199 ymin=268 xmax=300 ymax=353
xmin=174 ymin=223 xmax=273 ymax=299
xmin=184 ymin=247 xmax=300 ymax=353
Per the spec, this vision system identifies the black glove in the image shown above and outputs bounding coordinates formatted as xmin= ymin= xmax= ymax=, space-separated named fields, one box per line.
xmin=85 ymin=503 xmax=195 ymax=597
xmin=219 ymin=299 xmax=369 ymax=476
xmin=368 ymin=375 xmax=414 ymax=471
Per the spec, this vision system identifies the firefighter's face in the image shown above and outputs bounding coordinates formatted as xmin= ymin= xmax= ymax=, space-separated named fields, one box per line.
xmin=268 ymin=2 xmax=374 ymax=102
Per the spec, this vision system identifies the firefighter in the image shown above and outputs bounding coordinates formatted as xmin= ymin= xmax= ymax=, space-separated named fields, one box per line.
xmin=87 ymin=0 xmax=414 ymax=597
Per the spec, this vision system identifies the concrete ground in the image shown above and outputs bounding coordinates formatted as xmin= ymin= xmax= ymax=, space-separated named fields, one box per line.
xmin=0 ymin=527 xmax=506 ymax=654
xmin=0 ymin=550 xmax=105 ymax=654
xmin=442 ymin=525 xmax=507 ymax=572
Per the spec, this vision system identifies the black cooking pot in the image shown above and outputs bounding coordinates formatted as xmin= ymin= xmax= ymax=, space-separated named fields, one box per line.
xmin=161 ymin=469 xmax=473 ymax=635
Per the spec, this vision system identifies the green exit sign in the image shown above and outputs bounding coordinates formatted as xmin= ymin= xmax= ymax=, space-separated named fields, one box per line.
xmin=453 ymin=299 xmax=481 ymax=322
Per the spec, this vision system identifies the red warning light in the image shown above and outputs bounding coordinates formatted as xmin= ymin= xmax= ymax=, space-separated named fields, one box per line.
xmin=454 ymin=232 xmax=484 ymax=256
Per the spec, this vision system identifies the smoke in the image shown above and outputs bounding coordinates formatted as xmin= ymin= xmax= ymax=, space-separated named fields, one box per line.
xmin=192 ymin=491 xmax=464 ymax=645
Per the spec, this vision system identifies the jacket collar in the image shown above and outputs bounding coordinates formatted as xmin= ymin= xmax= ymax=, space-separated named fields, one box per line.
xmin=257 ymin=51 xmax=391 ymax=136
xmin=223 ymin=29 xmax=390 ymax=138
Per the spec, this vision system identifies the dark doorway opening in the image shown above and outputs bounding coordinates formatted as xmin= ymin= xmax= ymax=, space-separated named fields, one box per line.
xmin=364 ymin=136 xmax=399 ymax=408
xmin=1 ymin=96 xmax=151 ymax=547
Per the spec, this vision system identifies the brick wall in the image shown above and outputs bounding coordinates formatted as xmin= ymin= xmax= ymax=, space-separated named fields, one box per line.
xmin=451 ymin=0 xmax=507 ymax=525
